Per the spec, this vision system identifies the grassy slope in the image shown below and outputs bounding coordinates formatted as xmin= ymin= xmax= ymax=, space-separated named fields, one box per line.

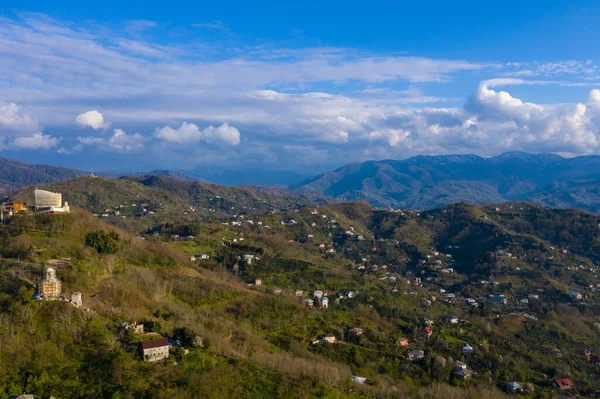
xmin=1 ymin=200 xmax=600 ymax=397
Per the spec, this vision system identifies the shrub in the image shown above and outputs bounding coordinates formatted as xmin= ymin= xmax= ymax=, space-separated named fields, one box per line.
xmin=85 ymin=230 xmax=122 ymax=254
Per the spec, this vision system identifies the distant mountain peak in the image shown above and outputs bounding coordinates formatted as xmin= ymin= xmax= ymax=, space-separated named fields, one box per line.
xmin=294 ymin=152 xmax=600 ymax=212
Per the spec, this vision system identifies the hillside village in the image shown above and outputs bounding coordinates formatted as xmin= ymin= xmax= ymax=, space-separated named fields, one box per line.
xmin=0 ymin=177 xmax=599 ymax=398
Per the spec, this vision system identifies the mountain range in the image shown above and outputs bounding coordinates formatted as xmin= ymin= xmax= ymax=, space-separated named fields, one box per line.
xmin=293 ymin=152 xmax=600 ymax=211
xmin=6 ymin=152 xmax=600 ymax=212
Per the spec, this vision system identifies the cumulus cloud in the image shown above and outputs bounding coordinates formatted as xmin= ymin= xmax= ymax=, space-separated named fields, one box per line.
xmin=76 ymin=110 xmax=107 ymax=129
xmin=11 ymin=133 xmax=60 ymax=149
xmin=0 ymin=102 xmax=37 ymax=131
xmin=108 ymin=128 xmax=145 ymax=151
xmin=78 ymin=129 xmax=145 ymax=151
xmin=155 ymin=122 xmax=240 ymax=146
xmin=3 ymin=13 xmax=600 ymax=167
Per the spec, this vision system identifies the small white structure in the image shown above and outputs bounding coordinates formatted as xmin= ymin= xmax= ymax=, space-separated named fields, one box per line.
xmin=462 ymin=344 xmax=474 ymax=354
xmin=351 ymin=376 xmax=367 ymax=384
xmin=313 ymin=289 xmax=324 ymax=299
xmin=319 ymin=297 xmax=329 ymax=309
xmin=255 ymin=278 xmax=262 ymax=286
xmin=71 ymin=292 xmax=82 ymax=307
xmin=323 ymin=333 xmax=336 ymax=343
xmin=304 ymin=298 xmax=314 ymax=308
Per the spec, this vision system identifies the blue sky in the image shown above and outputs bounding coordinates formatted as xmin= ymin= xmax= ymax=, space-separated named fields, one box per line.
xmin=1 ymin=1 xmax=600 ymax=173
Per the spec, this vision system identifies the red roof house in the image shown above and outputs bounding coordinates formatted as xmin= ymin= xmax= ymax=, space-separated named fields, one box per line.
xmin=554 ymin=378 xmax=574 ymax=390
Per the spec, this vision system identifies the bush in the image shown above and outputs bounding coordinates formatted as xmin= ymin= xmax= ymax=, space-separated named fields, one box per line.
xmin=85 ymin=230 xmax=122 ymax=254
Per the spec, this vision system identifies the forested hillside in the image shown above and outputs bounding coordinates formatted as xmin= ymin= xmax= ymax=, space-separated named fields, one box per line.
xmin=294 ymin=152 xmax=600 ymax=212
xmin=0 ymin=198 xmax=599 ymax=398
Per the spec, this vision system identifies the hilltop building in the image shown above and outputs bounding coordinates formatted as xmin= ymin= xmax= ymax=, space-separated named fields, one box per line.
xmin=34 ymin=189 xmax=70 ymax=214
xmin=139 ymin=337 xmax=170 ymax=362
xmin=3 ymin=202 xmax=27 ymax=213
xmin=39 ymin=267 xmax=61 ymax=298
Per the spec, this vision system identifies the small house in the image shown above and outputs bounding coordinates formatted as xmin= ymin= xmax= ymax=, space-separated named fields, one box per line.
xmin=462 ymin=344 xmax=474 ymax=354
xmin=139 ymin=337 xmax=170 ymax=362
xmin=348 ymin=327 xmax=364 ymax=337
xmin=304 ymin=298 xmax=314 ymax=308
xmin=295 ymin=290 xmax=304 ymax=297
xmin=255 ymin=278 xmax=262 ymax=286
xmin=453 ymin=360 xmax=467 ymax=369
xmin=408 ymin=349 xmax=425 ymax=361
xmin=319 ymin=296 xmax=329 ymax=308
xmin=313 ymin=290 xmax=324 ymax=299
xmin=445 ymin=316 xmax=459 ymax=324
xmin=323 ymin=333 xmax=336 ymax=343
xmin=554 ymin=378 xmax=574 ymax=390
xmin=453 ymin=367 xmax=473 ymax=380
xmin=397 ymin=337 xmax=409 ymax=347
xmin=507 ymin=381 xmax=523 ymax=393
xmin=487 ymin=294 xmax=508 ymax=305
xmin=421 ymin=326 xmax=433 ymax=338
xmin=569 ymin=291 xmax=582 ymax=300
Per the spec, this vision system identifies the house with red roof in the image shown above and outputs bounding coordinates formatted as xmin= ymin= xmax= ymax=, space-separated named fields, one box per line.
xmin=421 ymin=326 xmax=433 ymax=338
xmin=554 ymin=378 xmax=574 ymax=390
xmin=139 ymin=337 xmax=170 ymax=362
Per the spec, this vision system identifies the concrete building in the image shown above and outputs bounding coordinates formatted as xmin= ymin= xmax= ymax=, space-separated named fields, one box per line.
xmin=71 ymin=292 xmax=82 ymax=307
xmin=34 ymin=189 xmax=69 ymax=214
xmin=40 ymin=267 xmax=61 ymax=298
xmin=139 ymin=337 xmax=170 ymax=362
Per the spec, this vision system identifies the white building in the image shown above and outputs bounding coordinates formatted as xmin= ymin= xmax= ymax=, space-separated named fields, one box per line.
xmin=319 ymin=297 xmax=329 ymax=309
xmin=34 ymin=189 xmax=70 ymax=213
xmin=71 ymin=292 xmax=82 ymax=307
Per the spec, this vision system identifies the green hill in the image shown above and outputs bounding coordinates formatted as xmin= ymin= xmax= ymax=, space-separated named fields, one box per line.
xmin=6 ymin=175 xmax=322 ymax=232
xmin=0 ymin=200 xmax=599 ymax=398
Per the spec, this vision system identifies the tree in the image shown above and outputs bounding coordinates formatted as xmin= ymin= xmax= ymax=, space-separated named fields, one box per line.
xmin=85 ymin=230 xmax=122 ymax=254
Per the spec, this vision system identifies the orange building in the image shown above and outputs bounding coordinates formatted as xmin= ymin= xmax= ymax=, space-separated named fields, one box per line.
xmin=3 ymin=202 xmax=27 ymax=213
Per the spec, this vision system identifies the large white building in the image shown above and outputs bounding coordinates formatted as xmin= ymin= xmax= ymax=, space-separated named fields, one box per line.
xmin=34 ymin=189 xmax=70 ymax=213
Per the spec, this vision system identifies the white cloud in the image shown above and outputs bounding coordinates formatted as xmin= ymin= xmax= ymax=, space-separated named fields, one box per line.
xmin=78 ymin=129 xmax=145 ymax=151
xmin=109 ymin=128 xmax=145 ymax=151
xmin=11 ymin=133 xmax=60 ymax=149
xmin=0 ymin=101 xmax=37 ymax=131
xmin=201 ymin=123 xmax=241 ymax=146
xmin=125 ymin=20 xmax=158 ymax=34
xmin=78 ymin=136 xmax=105 ymax=145
xmin=2 ymin=13 xmax=600 ymax=167
xmin=155 ymin=122 xmax=240 ymax=146
xmin=192 ymin=21 xmax=226 ymax=29
xmin=76 ymin=110 xmax=107 ymax=129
